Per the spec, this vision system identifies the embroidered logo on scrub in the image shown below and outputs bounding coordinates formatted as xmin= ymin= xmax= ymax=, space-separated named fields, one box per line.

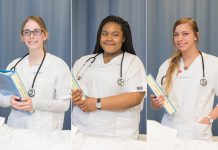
xmin=137 ymin=86 xmax=143 ymax=90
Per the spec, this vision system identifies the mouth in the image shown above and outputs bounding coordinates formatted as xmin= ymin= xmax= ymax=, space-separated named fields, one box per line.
xmin=103 ymin=42 xmax=115 ymax=46
xmin=28 ymin=41 xmax=38 ymax=45
xmin=177 ymin=43 xmax=186 ymax=47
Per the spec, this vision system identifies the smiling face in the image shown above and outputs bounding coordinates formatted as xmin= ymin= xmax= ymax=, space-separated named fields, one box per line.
xmin=21 ymin=19 xmax=47 ymax=51
xmin=173 ymin=23 xmax=198 ymax=52
xmin=100 ymin=22 xmax=124 ymax=55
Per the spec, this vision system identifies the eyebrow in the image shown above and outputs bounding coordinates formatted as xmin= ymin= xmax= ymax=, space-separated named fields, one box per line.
xmin=23 ymin=28 xmax=41 ymax=31
xmin=101 ymin=30 xmax=120 ymax=34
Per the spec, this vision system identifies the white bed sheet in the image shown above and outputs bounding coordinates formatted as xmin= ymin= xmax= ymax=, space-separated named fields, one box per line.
xmin=72 ymin=120 xmax=218 ymax=150
xmin=0 ymin=117 xmax=71 ymax=150
xmin=1 ymin=117 xmax=218 ymax=150
xmin=147 ymin=120 xmax=218 ymax=150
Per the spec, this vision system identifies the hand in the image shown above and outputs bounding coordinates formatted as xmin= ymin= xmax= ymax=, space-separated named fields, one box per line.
xmin=79 ymin=97 xmax=97 ymax=112
xmin=150 ymin=94 xmax=164 ymax=110
xmin=199 ymin=117 xmax=210 ymax=125
xmin=71 ymin=89 xmax=84 ymax=106
xmin=10 ymin=96 xmax=33 ymax=111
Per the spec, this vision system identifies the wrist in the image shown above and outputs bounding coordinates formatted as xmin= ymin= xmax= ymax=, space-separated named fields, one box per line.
xmin=96 ymin=98 xmax=102 ymax=110
xmin=206 ymin=115 xmax=214 ymax=124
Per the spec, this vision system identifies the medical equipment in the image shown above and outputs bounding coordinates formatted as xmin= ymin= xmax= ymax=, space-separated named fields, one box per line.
xmin=161 ymin=51 xmax=207 ymax=86
xmin=76 ymin=52 xmax=125 ymax=86
xmin=10 ymin=51 xmax=46 ymax=97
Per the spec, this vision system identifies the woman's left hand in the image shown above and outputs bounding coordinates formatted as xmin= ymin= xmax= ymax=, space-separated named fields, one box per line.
xmin=79 ymin=97 xmax=97 ymax=112
xmin=20 ymin=97 xmax=33 ymax=111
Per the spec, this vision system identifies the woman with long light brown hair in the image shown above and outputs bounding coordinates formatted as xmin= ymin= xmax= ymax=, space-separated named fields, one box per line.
xmin=150 ymin=17 xmax=218 ymax=141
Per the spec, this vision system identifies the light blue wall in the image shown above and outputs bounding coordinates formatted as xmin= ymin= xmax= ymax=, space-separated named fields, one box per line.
xmin=147 ymin=0 xmax=218 ymax=136
xmin=72 ymin=0 xmax=147 ymax=134
xmin=0 ymin=0 xmax=71 ymax=130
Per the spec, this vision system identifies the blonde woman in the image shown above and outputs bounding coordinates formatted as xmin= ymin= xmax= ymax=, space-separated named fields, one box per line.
xmin=150 ymin=17 xmax=218 ymax=140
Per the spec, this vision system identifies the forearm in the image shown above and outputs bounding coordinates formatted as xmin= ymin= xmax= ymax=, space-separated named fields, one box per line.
xmin=101 ymin=92 xmax=145 ymax=111
xmin=209 ymin=106 xmax=218 ymax=120
xmin=0 ymin=95 xmax=12 ymax=107
xmin=32 ymin=97 xmax=70 ymax=112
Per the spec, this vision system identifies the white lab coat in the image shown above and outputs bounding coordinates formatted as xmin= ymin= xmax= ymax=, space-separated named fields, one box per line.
xmin=156 ymin=52 xmax=218 ymax=140
xmin=1 ymin=52 xmax=71 ymax=131
xmin=72 ymin=52 xmax=146 ymax=139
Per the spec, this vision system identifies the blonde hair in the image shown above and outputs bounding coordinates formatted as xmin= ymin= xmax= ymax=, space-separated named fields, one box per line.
xmin=20 ymin=16 xmax=48 ymax=51
xmin=164 ymin=17 xmax=199 ymax=94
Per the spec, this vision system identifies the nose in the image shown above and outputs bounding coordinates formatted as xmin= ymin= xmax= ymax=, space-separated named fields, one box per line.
xmin=29 ymin=32 xmax=34 ymax=39
xmin=177 ymin=34 xmax=183 ymax=41
xmin=105 ymin=34 xmax=113 ymax=40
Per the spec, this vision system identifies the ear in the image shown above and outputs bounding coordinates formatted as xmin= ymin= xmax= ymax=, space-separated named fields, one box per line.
xmin=123 ymin=38 xmax=125 ymax=42
xmin=195 ymin=32 xmax=199 ymax=40
xmin=43 ymin=32 xmax=49 ymax=41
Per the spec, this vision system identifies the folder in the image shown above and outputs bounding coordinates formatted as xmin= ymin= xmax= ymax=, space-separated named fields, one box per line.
xmin=71 ymin=75 xmax=86 ymax=100
xmin=0 ymin=70 xmax=28 ymax=98
xmin=147 ymin=74 xmax=176 ymax=115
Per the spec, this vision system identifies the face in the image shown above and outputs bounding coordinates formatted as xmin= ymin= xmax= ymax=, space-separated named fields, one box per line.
xmin=100 ymin=22 xmax=124 ymax=55
xmin=21 ymin=19 xmax=47 ymax=51
xmin=173 ymin=23 xmax=198 ymax=52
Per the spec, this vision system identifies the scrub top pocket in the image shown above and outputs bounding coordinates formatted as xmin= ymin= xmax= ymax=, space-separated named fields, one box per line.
xmin=192 ymin=122 xmax=212 ymax=141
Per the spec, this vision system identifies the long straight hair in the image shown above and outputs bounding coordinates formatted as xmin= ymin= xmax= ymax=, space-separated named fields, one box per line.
xmin=164 ymin=17 xmax=199 ymax=94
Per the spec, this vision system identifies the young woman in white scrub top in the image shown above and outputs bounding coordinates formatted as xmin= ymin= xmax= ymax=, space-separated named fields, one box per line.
xmin=0 ymin=16 xmax=71 ymax=130
xmin=150 ymin=17 xmax=218 ymax=140
xmin=72 ymin=16 xmax=146 ymax=139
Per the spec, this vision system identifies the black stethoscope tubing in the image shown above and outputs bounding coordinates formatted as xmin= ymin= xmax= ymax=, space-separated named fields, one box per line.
xmin=76 ymin=52 xmax=125 ymax=86
xmin=10 ymin=51 xmax=46 ymax=97
xmin=161 ymin=51 xmax=207 ymax=86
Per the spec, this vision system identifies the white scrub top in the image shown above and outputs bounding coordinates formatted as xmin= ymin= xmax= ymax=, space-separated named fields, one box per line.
xmin=3 ymin=52 xmax=71 ymax=131
xmin=156 ymin=52 xmax=218 ymax=140
xmin=0 ymin=94 xmax=11 ymax=107
xmin=72 ymin=52 xmax=146 ymax=139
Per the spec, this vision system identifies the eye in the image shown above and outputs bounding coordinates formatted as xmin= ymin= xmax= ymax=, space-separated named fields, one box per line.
xmin=183 ymin=32 xmax=189 ymax=36
xmin=101 ymin=32 xmax=108 ymax=36
xmin=33 ymin=29 xmax=42 ymax=35
xmin=173 ymin=33 xmax=179 ymax=37
xmin=23 ymin=30 xmax=31 ymax=36
xmin=112 ymin=33 xmax=119 ymax=37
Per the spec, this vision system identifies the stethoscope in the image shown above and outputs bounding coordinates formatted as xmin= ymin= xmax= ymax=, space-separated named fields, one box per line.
xmin=76 ymin=52 xmax=125 ymax=86
xmin=10 ymin=51 xmax=46 ymax=97
xmin=161 ymin=51 xmax=207 ymax=86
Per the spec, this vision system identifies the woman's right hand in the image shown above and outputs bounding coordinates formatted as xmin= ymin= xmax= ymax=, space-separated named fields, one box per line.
xmin=10 ymin=95 xmax=31 ymax=111
xmin=150 ymin=94 xmax=165 ymax=110
xmin=71 ymin=89 xmax=84 ymax=106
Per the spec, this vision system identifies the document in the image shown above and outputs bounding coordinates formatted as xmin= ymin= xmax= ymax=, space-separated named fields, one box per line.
xmin=72 ymin=75 xmax=86 ymax=100
xmin=0 ymin=70 xmax=28 ymax=98
xmin=147 ymin=74 xmax=176 ymax=115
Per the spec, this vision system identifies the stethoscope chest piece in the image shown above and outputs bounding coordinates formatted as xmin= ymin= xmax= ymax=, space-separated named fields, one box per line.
xmin=77 ymin=76 xmax=81 ymax=80
xmin=200 ymin=78 xmax=207 ymax=86
xmin=28 ymin=88 xmax=35 ymax=97
xmin=117 ymin=78 xmax=125 ymax=86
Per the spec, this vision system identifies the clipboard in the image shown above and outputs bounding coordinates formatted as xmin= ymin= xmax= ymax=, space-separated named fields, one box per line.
xmin=71 ymin=75 xmax=86 ymax=100
xmin=0 ymin=70 xmax=28 ymax=97
xmin=147 ymin=74 xmax=176 ymax=115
